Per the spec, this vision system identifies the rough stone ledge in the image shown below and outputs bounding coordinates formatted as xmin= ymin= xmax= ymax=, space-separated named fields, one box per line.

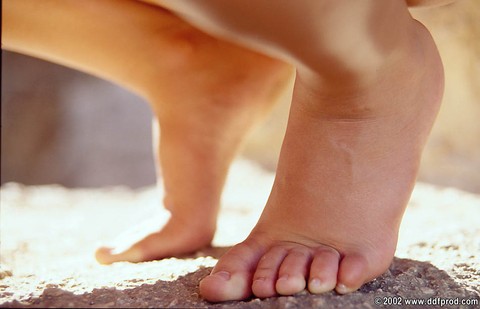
xmin=1 ymin=160 xmax=479 ymax=308
xmin=1 ymin=258 xmax=480 ymax=308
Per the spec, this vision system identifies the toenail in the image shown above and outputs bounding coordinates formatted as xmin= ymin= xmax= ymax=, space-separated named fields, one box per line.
xmin=212 ymin=271 xmax=231 ymax=281
xmin=278 ymin=274 xmax=289 ymax=281
xmin=309 ymin=278 xmax=322 ymax=290
xmin=336 ymin=283 xmax=351 ymax=294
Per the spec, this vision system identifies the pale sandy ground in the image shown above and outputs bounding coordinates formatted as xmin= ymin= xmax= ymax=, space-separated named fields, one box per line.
xmin=1 ymin=160 xmax=479 ymax=308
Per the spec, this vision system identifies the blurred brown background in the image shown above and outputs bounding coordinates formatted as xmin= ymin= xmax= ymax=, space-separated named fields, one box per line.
xmin=1 ymin=0 xmax=479 ymax=192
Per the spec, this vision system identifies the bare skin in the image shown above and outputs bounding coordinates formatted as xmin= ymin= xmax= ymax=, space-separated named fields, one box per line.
xmin=199 ymin=32 xmax=444 ymax=301
xmin=4 ymin=0 xmax=447 ymax=303
xmin=3 ymin=0 xmax=292 ymax=262
xmin=154 ymin=0 xmax=445 ymax=301
xmin=93 ymin=13 xmax=293 ymax=264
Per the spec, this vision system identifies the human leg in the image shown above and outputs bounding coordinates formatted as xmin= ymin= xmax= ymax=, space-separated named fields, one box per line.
xmin=145 ymin=0 xmax=445 ymax=301
xmin=3 ymin=0 xmax=292 ymax=263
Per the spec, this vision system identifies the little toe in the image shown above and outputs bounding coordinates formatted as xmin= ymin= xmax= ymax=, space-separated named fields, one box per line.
xmin=199 ymin=239 xmax=266 ymax=302
xmin=336 ymin=253 xmax=370 ymax=294
xmin=308 ymin=247 xmax=340 ymax=294
xmin=275 ymin=247 xmax=312 ymax=296
xmin=252 ymin=247 xmax=288 ymax=298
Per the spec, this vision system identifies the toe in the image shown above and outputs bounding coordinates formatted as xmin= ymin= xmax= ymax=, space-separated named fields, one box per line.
xmin=95 ymin=247 xmax=113 ymax=264
xmin=95 ymin=246 xmax=144 ymax=264
xmin=308 ymin=247 xmax=340 ymax=294
xmin=95 ymin=232 xmax=165 ymax=264
xmin=252 ymin=246 xmax=288 ymax=298
xmin=336 ymin=253 xmax=370 ymax=294
xmin=275 ymin=247 xmax=312 ymax=296
xmin=199 ymin=239 xmax=266 ymax=302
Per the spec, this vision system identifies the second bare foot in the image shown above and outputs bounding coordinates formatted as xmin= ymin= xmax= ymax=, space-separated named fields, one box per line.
xmin=96 ymin=8 xmax=293 ymax=264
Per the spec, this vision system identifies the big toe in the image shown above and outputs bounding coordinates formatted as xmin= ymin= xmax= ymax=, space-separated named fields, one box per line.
xmin=95 ymin=245 xmax=144 ymax=264
xmin=199 ymin=239 xmax=266 ymax=302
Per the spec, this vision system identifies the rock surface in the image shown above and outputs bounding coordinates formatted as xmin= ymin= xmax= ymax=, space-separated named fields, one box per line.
xmin=1 ymin=160 xmax=479 ymax=308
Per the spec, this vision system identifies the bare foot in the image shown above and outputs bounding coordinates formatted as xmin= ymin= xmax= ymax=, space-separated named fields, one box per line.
xmin=96 ymin=16 xmax=293 ymax=264
xmin=199 ymin=21 xmax=444 ymax=301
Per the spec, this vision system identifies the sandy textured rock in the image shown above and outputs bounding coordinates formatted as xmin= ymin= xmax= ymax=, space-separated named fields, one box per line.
xmin=1 ymin=160 xmax=479 ymax=308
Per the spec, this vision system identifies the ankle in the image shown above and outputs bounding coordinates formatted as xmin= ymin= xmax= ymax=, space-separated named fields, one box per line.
xmin=294 ymin=19 xmax=442 ymax=120
xmin=167 ymin=212 xmax=217 ymax=238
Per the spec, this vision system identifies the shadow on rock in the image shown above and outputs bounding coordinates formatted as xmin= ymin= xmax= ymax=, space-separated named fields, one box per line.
xmin=2 ymin=258 xmax=478 ymax=308
xmin=1 ymin=268 xmax=213 ymax=308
